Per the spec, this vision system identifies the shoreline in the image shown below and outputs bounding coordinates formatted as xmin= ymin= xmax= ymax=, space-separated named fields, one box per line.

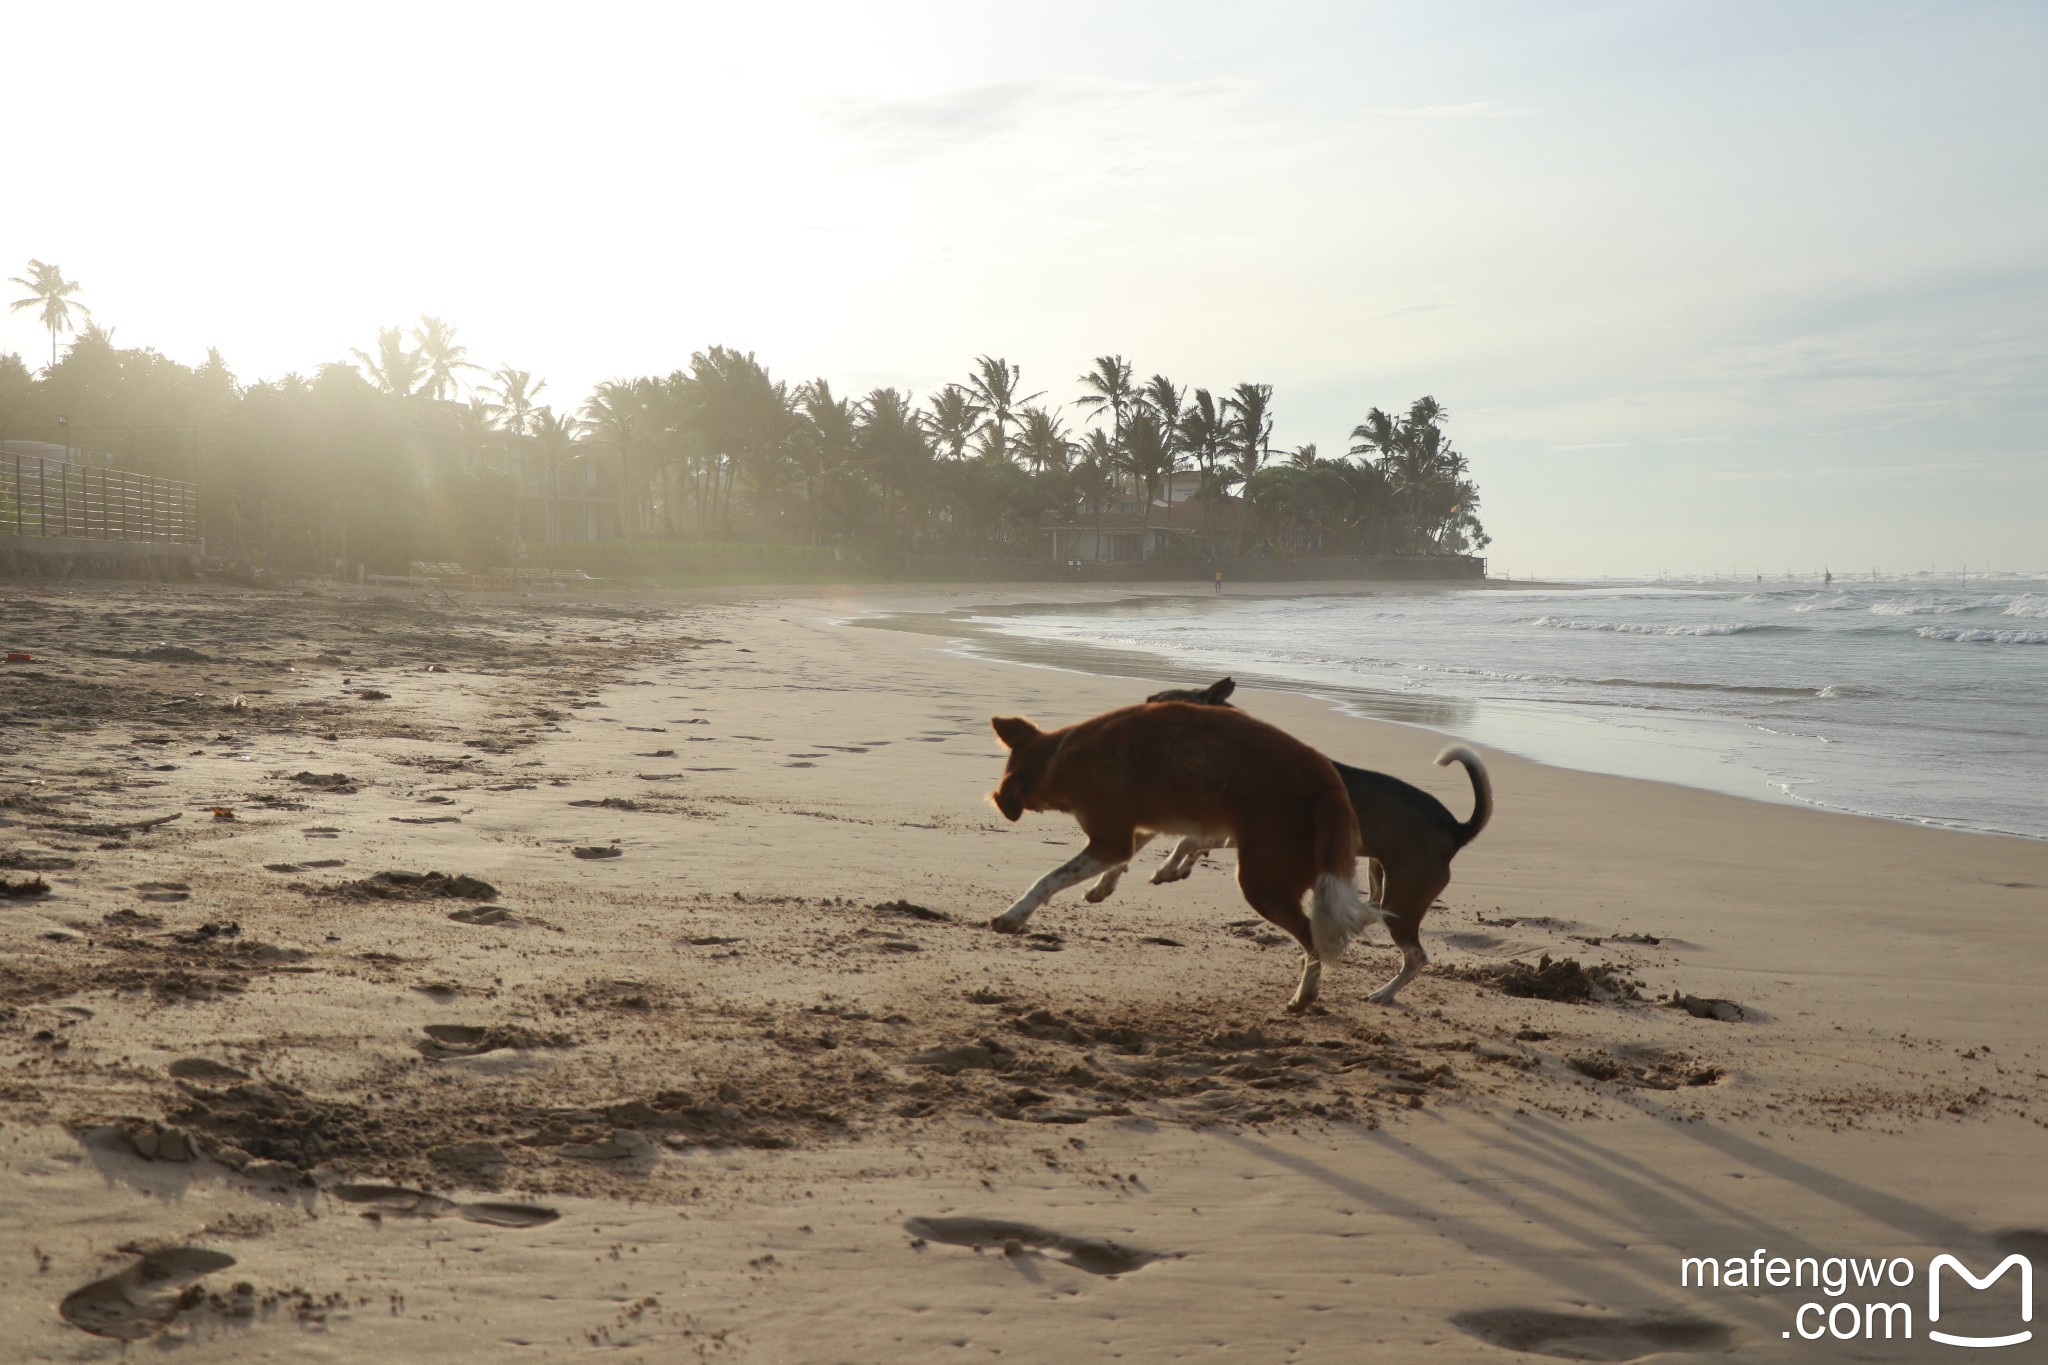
xmin=5 ymin=577 xmax=2047 ymax=1360
xmin=848 ymin=584 xmax=2048 ymax=844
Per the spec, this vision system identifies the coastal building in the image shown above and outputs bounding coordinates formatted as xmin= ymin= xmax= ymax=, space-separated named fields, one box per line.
xmin=1045 ymin=486 xmax=1242 ymax=561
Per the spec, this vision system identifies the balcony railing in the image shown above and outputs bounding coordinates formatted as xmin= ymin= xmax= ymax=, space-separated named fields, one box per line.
xmin=1 ymin=452 xmax=200 ymax=544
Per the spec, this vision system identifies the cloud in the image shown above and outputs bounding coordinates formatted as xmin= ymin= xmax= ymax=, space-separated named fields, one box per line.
xmin=1368 ymin=101 xmax=1531 ymax=118
xmin=817 ymin=78 xmax=1246 ymax=160
xmin=1379 ymin=301 xmax=1453 ymax=320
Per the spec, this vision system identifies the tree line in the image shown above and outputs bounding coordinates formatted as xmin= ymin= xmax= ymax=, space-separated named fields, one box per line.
xmin=5 ymin=261 xmax=1488 ymax=571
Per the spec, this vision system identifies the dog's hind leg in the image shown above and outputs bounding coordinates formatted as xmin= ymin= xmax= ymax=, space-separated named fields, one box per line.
xmin=1235 ymin=855 xmax=1323 ymax=1013
xmin=1366 ymin=865 xmax=1449 ymax=1005
xmin=1084 ymin=834 xmax=1154 ymax=903
xmin=1151 ymin=835 xmax=1227 ymax=884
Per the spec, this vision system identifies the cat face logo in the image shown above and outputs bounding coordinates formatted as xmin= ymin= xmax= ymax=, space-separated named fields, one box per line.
xmin=1928 ymin=1254 xmax=2032 ymax=1349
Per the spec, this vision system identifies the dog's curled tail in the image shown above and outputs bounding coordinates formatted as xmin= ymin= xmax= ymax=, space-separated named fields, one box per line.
xmin=1435 ymin=744 xmax=1493 ymax=848
xmin=1309 ymin=785 xmax=1379 ymax=966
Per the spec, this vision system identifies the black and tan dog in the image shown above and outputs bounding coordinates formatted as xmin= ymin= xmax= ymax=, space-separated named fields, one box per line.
xmin=1086 ymin=677 xmax=1491 ymax=1004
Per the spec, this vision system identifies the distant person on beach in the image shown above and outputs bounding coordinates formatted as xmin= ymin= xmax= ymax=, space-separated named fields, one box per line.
xmin=1214 ymin=570 xmax=1223 ymax=594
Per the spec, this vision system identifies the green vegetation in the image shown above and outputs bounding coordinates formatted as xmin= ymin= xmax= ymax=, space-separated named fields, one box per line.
xmin=1 ymin=261 xmax=1488 ymax=574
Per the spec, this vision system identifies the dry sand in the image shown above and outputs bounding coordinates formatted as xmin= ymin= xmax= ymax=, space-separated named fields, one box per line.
xmin=2 ymin=579 xmax=2046 ymax=1361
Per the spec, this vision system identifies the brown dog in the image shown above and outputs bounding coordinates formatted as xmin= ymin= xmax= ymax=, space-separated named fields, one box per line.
xmin=989 ymin=702 xmax=1373 ymax=1012
xmin=1119 ymin=677 xmax=1492 ymax=1005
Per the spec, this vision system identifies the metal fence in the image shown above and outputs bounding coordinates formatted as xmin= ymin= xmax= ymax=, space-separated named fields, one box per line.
xmin=1 ymin=452 xmax=200 ymax=543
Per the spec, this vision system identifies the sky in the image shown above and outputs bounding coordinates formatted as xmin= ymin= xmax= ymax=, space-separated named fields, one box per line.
xmin=4 ymin=0 xmax=2043 ymax=578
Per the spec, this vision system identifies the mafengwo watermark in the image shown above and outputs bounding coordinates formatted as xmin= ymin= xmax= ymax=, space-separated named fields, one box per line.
xmin=1681 ymin=1248 xmax=2032 ymax=1347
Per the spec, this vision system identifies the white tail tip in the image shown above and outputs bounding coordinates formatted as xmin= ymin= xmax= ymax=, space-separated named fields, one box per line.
xmin=1311 ymin=871 xmax=1379 ymax=966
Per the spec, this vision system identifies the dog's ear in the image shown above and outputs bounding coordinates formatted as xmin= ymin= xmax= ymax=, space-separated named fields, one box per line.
xmin=991 ymin=715 xmax=1041 ymax=750
xmin=1205 ymin=677 xmax=1237 ymax=704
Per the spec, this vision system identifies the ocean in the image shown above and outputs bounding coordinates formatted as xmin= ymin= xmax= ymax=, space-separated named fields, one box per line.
xmin=903 ymin=576 xmax=2048 ymax=841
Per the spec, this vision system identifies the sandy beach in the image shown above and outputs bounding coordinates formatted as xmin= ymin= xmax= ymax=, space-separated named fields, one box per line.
xmin=4 ymin=578 xmax=2047 ymax=1361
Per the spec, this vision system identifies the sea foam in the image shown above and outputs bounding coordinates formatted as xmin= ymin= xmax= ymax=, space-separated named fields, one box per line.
xmin=1915 ymin=625 xmax=2048 ymax=645
xmin=1531 ymin=616 xmax=1774 ymax=637
xmin=2003 ymin=594 xmax=2048 ymax=620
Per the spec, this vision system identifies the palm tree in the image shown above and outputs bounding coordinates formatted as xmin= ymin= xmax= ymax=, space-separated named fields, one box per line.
xmin=483 ymin=367 xmax=546 ymax=436
xmin=413 ymin=316 xmax=479 ymax=401
xmin=858 ymin=387 xmax=935 ymax=549
xmin=1223 ymin=382 xmax=1274 ymax=555
xmin=1349 ymin=396 xmax=1479 ymax=550
xmin=527 ymin=406 xmax=588 ymax=541
xmin=796 ymin=378 xmax=859 ymax=545
xmin=1176 ymin=387 xmax=1232 ymax=542
xmin=1014 ymin=406 xmax=1074 ymax=474
xmin=1286 ymin=442 xmax=1321 ymax=469
xmin=581 ymin=379 xmax=650 ymax=536
xmin=1070 ymin=431 xmax=1118 ymax=560
xmin=730 ymin=366 xmax=800 ymax=531
xmin=1136 ymin=373 xmax=1186 ymax=504
xmin=1074 ymin=355 xmax=1136 ymax=446
xmin=922 ymin=384 xmax=986 ymax=461
xmin=1136 ymin=374 xmax=1185 ymax=431
xmin=1119 ymin=407 xmax=1179 ymax=543
xmin=674 ymin=347 xmax=795 ymax=536
xmin=9 ymin=260 xmax=91 ymax=368
xmin=351 ymin=326 xmax=428 ymax=398
xmin=964 ymin=355 xmax=1042 ymax=463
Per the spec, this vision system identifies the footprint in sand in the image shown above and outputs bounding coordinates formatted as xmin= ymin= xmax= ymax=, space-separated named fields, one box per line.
xmin=448 ymin=906 xmax=517 ymax=926
xmin=904 ymin=1217 xmax=1168 ymax=1276
xmin=458 ymin=1201 xmax=561 ymax=1228
xmin=333 ymin=1184 xmax=557 ymax=1231
xmin=330 ymin=1182 xmax=455 ymax=1217
xmin=1995 ymin=1229 xmax=2048 ymax=1258
xmin=415 ymin=1024 xmax=504 ymax=1059
xmin=60 ymin=1247 xmax=237 ymax=1341
xmin=1451 ymin=1307 xmax=1730 ymax=1360
xmin=167 ymin=1057 xmax=251 ymax=1084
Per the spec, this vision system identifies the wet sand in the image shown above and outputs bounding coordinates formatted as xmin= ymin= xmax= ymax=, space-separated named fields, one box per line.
xmin=3 ymin=579 xmax=2047 ymax=1360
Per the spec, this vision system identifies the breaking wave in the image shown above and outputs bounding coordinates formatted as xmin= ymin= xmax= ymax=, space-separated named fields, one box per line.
xmin=2003 ymin=594 xmax=2048 ymax=620
xmin=1915 ymin=625 xmax=2048 ymax=645
xmin=1870 ymin=596 xmax=1978 ymax=616
xmin=1531 ymin=617 xmax=1780 ymax=637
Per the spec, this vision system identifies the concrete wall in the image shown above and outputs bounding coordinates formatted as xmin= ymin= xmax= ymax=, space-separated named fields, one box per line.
xmin=0 ymin=533 xmax=205 ymax=580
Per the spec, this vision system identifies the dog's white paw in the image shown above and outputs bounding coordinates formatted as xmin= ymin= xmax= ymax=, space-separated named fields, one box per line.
xmin=1149 ymin=864 xmax=1191 ymax=885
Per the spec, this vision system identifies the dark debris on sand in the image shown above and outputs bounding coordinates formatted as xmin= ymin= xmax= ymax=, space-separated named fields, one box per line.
xmin=319 ymin=870 xmax=499 ymax=901
xmin=1449 ymin=954 xmax=1644 ymax=1003
xmin=1568 ymin=1049 xmax=1723 ymax=1089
